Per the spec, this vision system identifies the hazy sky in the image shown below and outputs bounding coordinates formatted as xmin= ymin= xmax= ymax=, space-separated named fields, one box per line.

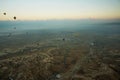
xmin=0 ymin=0 xmax=120 ymax=20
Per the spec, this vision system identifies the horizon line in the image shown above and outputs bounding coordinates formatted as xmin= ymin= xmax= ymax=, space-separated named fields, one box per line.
xmin=0 ymin=18 xmax=120 ymax=21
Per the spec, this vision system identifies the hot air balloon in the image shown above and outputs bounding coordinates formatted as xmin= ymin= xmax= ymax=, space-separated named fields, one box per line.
xmin=26 ymin=32 xmax=28 ymax=35
xmin=8 ymin=33 xmax=12 ymax=37
xmin=14 ymin=27 xmax=16 ymax=29
xmin=63 ymin=38 xmax=65 ymax=41
xmin=3 ymin=13 xmax=6 ymax=15
xmin=13 ymin=16 xmax=16 ymax=20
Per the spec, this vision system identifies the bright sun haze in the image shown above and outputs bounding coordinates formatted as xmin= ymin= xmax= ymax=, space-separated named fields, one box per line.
xmin=0 ymin=0 xmax=120 ymax=20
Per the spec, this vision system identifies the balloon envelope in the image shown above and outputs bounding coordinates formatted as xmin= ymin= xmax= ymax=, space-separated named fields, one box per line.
xmin=13 ymin=16 xmax=16 ymax=20
xmin=3 ymin=13 xmax=6 ymax=15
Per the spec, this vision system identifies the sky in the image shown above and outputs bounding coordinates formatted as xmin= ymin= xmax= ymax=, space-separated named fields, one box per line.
xmin=0 ymin=0 xmax=120 ymax=20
